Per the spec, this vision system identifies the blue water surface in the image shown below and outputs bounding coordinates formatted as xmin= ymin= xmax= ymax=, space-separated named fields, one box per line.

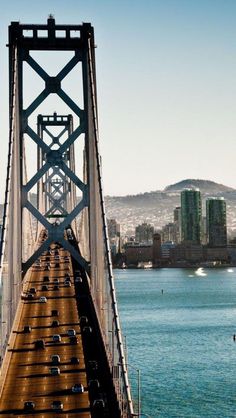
xmin=115 ymin=268 xmax=236 ymax=418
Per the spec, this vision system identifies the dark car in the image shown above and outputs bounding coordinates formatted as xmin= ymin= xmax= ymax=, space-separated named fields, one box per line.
xmin=70 ymin=357 xmax=79 ymax=365
xmin=51 ymin=320 xmax=59 ymax=327
xmin=83 ymin=326 xmax=92 ymax=335
xmin=64 ymin=281 xmax=71 ymax=287
xmin=80 ymin=316 xmax=88 ymax=326
xmin=51 ymin=400 xmax=63 ymax=411
xmin=51 ymin=309 xmax=59 ymax=317
xmin=43 ymin=276 xmax=50 ymax=282
xmin=24 ymin=401 xmax=35 ymax=411
xmin=29 ymin=287 xmax=36 ymax=294
xmin=35 ymin=339 xmax=45 ymax=349
xmin=41 ymin=284 xmax=48 ymax=291
xmin=92 ymin=398 xmax=105 ymax=412
xmin=51 ymin=355 xmax=60 ymax=365
xmin=88 ymin=379 xmax=100 ymax=393
xmin=27 ymin=293 xmax=34 ymax=300
xmin=23 ymin=325 xmax=32 ymax=333
xmin=69 ymin=335 xmax=78 ymax=345
xmin=53 ymin=284 xmax=60 ymax=290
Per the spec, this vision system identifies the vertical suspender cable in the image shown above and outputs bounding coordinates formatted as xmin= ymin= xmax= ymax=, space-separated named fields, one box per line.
xmin=0 ymin=46 xmax=17 ymax=272
xmin=0 ymin=45 xmax=17 ymax=358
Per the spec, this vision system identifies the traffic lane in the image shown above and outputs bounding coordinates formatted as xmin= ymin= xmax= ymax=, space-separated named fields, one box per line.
xmin=0 ymin=247 xmax=91 ymax=416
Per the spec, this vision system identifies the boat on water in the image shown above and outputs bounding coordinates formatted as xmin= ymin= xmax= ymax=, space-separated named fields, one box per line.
xmin=137 ymin=261 xmax=153 ymax=269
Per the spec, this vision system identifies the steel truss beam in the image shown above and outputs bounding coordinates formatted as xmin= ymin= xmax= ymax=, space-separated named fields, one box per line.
xmin=8 ymin=19 xmax=92 ymax=272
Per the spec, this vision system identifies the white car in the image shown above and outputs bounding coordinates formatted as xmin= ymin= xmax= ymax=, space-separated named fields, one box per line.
xmin=39 ymin=296 xmax=47 ymax=303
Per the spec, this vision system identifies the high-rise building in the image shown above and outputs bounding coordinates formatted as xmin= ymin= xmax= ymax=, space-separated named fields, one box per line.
xmin=107 ymin=219 xmax=120 ymax=239
xmin=161 ymin=223 xmax=176 ymax=243
xmin=173 ymin=206 xmax=181 ymax=243
xmin=181 ymin=189 xmax=202 ymax=244
xmin=135 ymin=223 xmax=154 ymax=244
xmin=206 ymin=197 xmax=227 ymax=247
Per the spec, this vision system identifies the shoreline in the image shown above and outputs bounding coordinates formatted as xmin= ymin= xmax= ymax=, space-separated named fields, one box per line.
xmin=113 ymin=263 xmax=235 ymax=270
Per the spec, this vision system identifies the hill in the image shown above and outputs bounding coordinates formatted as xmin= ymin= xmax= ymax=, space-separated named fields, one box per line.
xmin=105 ymin=179 xmax=236 ymax=236
xmin=165 ymin=179 xmax=234 ymax=193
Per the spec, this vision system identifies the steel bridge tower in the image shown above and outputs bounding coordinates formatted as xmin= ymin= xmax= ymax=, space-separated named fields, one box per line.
xmin=0 ymin=17 xmax=134 ymax=417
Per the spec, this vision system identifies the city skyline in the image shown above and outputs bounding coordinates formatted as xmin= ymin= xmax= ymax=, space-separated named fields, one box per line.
xmin=1 ymin=0 xmax=236 ymax=202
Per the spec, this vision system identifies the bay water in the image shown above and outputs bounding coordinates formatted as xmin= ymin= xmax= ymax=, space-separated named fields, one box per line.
xmin=115 ymin=268 xmax=236 ymax=418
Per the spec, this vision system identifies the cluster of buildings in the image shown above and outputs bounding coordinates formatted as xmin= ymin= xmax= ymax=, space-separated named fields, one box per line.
xmin=108 ymin=189 xmax=236 ymax=268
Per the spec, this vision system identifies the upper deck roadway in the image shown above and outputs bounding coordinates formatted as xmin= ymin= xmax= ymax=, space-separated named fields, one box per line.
xmin=0 ymin=229 xmax=120 ymax=417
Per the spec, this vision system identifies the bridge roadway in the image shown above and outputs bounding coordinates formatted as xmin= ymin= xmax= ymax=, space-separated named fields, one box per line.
xmin=0 ymin=236 xmax=91 ymax=417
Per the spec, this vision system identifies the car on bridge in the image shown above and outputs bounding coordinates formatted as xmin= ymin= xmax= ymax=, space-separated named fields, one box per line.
xmin=51 ymin=355 xmax=60 ymax=365
xmin=70 ymin=356 xmax=79 ymax=365
xmin=24 ymin=401 xmax=35 ymax=411
xmin=88 ymin=379 xmax=100 ymax=395
xmin=75 ymin=276 xmax=83 ymax=284
xmin=51 ymin=400 xmax=63 ymax=411
xmin=72 ymin=383 xmax=84 ymax=393
xmin=69 ymin=335 xmax=78 ymax=345
xmin=35 ymin=339 xmax=45 ymax=349
xmin=52 ymin=334 xmax=61 ymax=343
xmin=92 ymin=398 xmax=105 ymax=413
xmin=51 ymin=309 xmax=59 ymax=316
xmin=23 ymin=325 xmax=32 ymax=333
xmin=50 ymin=366 xmax=60 ymax=376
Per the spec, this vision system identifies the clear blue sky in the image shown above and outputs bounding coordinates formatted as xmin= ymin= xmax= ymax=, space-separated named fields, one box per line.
xmin=1 ymin=0 xmax=236 ymax=199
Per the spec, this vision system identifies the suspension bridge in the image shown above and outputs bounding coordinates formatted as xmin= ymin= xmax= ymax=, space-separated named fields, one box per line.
xmin=0 ymin=17 xmax=134 ymax=417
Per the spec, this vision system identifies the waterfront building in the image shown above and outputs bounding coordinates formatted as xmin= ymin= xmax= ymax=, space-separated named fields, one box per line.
xmin=135 ymin=222 xmax=154 ymax=244
xmin=152 ymin=233 xmax=162 ymax=265
xmin=181 ymin=189 xmax=202 ymax=244
xmin=125 ymin=243 xmax=153 ymax=266
xmin=173 ymin=243 xmax=203 ymax=263
xmin=161 ymin=241 xmax=175 ymax=260
xmin=203 ymin=247 xmax=228 ymax=262
xmin=206 ymin=198 xmax=227 ymax=247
